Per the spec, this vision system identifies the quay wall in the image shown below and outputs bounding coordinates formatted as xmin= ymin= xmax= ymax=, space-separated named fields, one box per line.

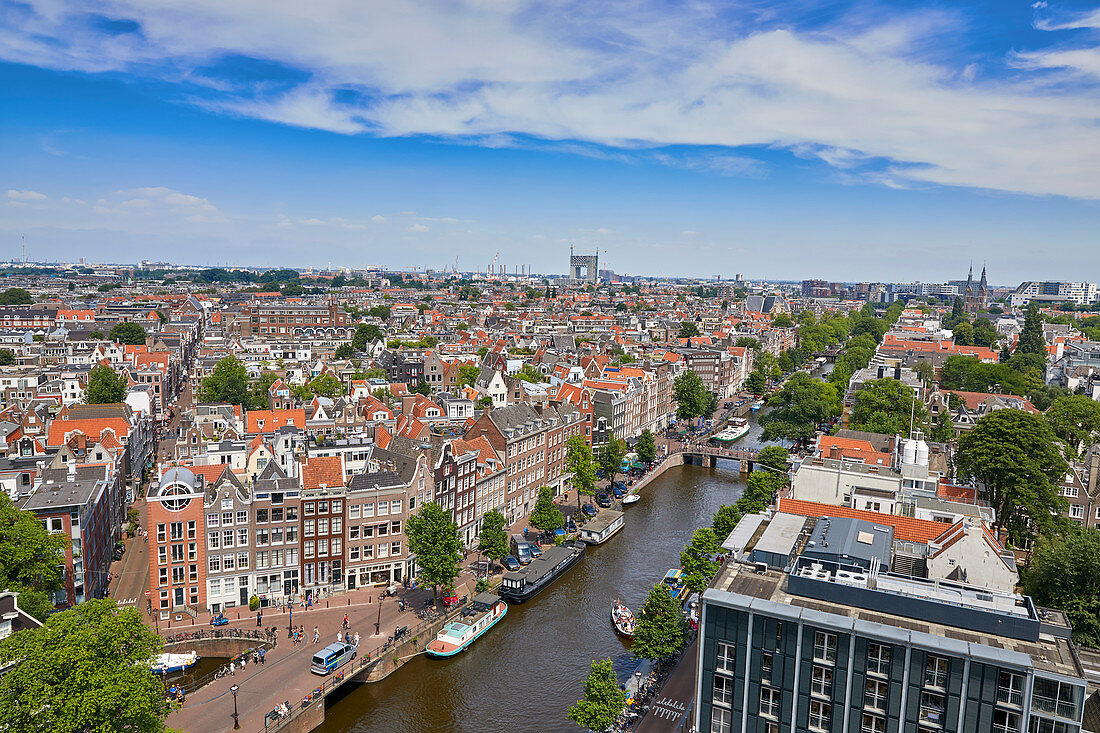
xmin=161 ymin=637 xmax=273 ymax=658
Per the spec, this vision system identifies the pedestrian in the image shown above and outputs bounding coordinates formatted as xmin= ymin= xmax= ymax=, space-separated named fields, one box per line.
xmin=259 ymin=647 xmax=266 ymax=665
xmin=354 ymin=632 xmax=360 ymax=648
xmin=298 ymin=596 xmax=305 ymax=608
xmin=257 ymin=610 xmax=262 ymax=627
xmin=337 ymin=631 xmax=342 ymax=644
xmin=313 ymin=626 xmax=319 ymax=644
xmin=229 ymin=661 xmax=235 ymax=677
xmin=343 ymin=613 xmax=349 ymax=629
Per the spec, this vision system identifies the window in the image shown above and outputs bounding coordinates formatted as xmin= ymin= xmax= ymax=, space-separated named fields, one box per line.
xmin=713 ymin=675 xmax=734 ymax=707
xmin=811 ymin=665 xmax=833 ymax=699
xmin=318 ymin=539 xmax=329 ymax=557
xmin=208 ymin=531 xmax=220 ymax=550
xmin=158 ymin=546 xmax=167 ymax=565
xmin=363 ymin=525 xmax=374 ymax=538
xmin=333 ymin=517 xmax=343 ymax=534
xmin=861 ymin=713 xmax=886 ymax=733
xmin=1031 ymin=677 xmax=1082 ymax=720
xmin=157 ymin=523 xmax=166 ymax=542
xmin=332 ymin=538 xmax=342 ymax=555
xmin=919 ymin=691 xmax=945 ymax=727
xmin=716 ymin=642 xmax=735 ymax=673
xmin=377 ymin=523 xmax=388 ymax=537
xmin=924 ymin=656 xmax=948 ymax=689
xmin=813 ymin=631 xmax=837 ymax=664
xmin=238 ymin=552 xmax=249 ymax=569
xmin=256 ymin=508 xmax=269 ymax=523
xmin=257 ymin=551 xmax=268 ymax=569
xmin=171 ymin=544 xmax=185 ymax=562
xmin=223 ymin=555 xmax=235 ymax=571
xmin=350 ymin=526 xmax=360 ymax=540
xmin=710 ymin=707 xmax=731 ymax=733
xmin=759 ymin=688 xmax=780 ymax=718
xmin=390 ymin=541 xmax=401 ymax=556
xmin=809 ymin=700 xmax=831 ymax=731
xmin=761 ymin=652 xmax=774 ymax=685
xmin=256 ymin=529 xmax=269 ymax=546
xmin=304 ymin=502 xmax=315 ymax=515
xmin=223 ymin=529 xmax=234 ymax=548
xmin=238 ymin=528 xmax=249 ymax=546
xmin=363 ymin=503 xmax=374 ymax=518
xmin=221 ymin=512 xmax=233 ymax=526
xmin=208 ymin=555 xmax=221 ymax=572
xmin=305 ymin=519 xmax=315 ymax=537
xmin=189 ymin=543 xmax=197 ymax=560
xmin=350 ymin=504 xmax=360 ymax=519
xmin=318 ymin=501 xmax=328 ymax=513
xmin=390 ymin=500 xmax=402 ymax=514
xmin=286 ymin=506 xmax=298 ymax=521
xmin=997 ymin=671 xmax=1024 ymax=707
xmin=377 ymin=501 xmax=389 ymax=517
xmin=1070 ymin=504 xmax=1084 ymax=519
xmin=236 ymin=510 xmax=248 ymax=525
xmin=867 ymin=643 xmax=890 ymax=676
xmin=188 ymin=520 xmax=196 ymax=539
xmin=864 ymin=680 xmax=888 ymax=712
xmin=992 ymin=710 xmax=1019 ymax=733
xmin=390 ymin=520 xmax=400 ymax=534
xmin=318 ymin=518 xmax=329 ymax=535
xmin=170 ymin=522 xmax=183 ymax=540
xmin=206 ymin=513 xmax=219 ymax=528
xmin=304 ymin=540 xmax=315 ymax=558
xmin=332 ymin=500 xmax=342 ymax=513
xmin=271 ymin=527 xmax=283 ymax=544
xmin=272 ymin=508 xmax=284 ymax=522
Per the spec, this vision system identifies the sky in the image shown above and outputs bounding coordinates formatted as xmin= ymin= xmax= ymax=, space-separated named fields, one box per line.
xmin=2 ymin=0 xmax=1100 ymax=283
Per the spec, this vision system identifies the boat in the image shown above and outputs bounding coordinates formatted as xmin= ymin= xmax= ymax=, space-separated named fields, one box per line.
xmin=622 ymin=493 xmax=640 ymax=506
xmin=751 ymin=400 xmax=764 ymax=411
xmin=662 ymin=569 xmax=690 ymax=601
xmin=151 ymin=651 xmax=199 ymax=674
xmin=499 ymin=541 xmax=586 ymax=603
xmin=712 ymin=419 xmax=750 ymax=443
xmin=611 ymin=599 xmax=636 ymax=639
xmin=426 ymin=593 xmax=507 ymax=658
xmin=579 ymin=509 xmax=624 ymax=545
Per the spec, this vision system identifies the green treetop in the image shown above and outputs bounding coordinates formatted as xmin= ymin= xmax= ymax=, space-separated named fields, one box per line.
xmin=565 ymin=436 xmax=597 ymax=507
xmin=477 ymin=510 xmax=509 ymax=568
xmin=635 ymin=428 xmax=657 ymax=465
xmin=108 ymin=322 xmax=147 ymax=345
xmin=0 ymin=494 xmax=67 ymax=620
xmin=528 ymin=487 xmax=566 ymax=532
xmin=85 ymin=363 xmax=128 ymax=404
xmin=632 ymin=582 xmax=689 ymax=664
xmin=1045 ymin=395 xmax=1100 ymax=460
xmin=596 ymin=436 xmax=627 ymax=488
xmin=680 ymin=527 xmax=721 ymax=593
xmin=405 ymin=502 xmax=463 ymax=604
xmin=1016 ymin=302 xmax=1048 ymax=358
xmin=568 ymin=659 xmax=627 ymax=733
xmin=200 ymin=355 xmax=251 ymax=406
xmin=849 ymin=379 xmax=928 ymax=436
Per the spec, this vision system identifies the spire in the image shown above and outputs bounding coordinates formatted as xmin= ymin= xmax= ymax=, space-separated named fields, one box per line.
xmin=979 ymin=264 xmax=988 ymax=292
xmin=965 ymin=263 xmax=973 ymax=294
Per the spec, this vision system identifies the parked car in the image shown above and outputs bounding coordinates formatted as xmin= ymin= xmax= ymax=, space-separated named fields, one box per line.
xmin=610 ymin=483 xmax=625 ymax=499
xmin=582 ymin=503 xmax=597 ymax=517
xmin=595 ymin=493 xmax=612 ymax=508
xmin=527 ymin=543 xmax=543 ymax=558
xmin=501 ymin=555 xmax=521 ymax=572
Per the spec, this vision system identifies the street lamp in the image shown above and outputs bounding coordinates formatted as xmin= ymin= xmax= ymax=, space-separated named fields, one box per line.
xmin=375 ymin=592 xmax=383 ymax=636
xmin=230 ymin=684 xmax=240 ymax=730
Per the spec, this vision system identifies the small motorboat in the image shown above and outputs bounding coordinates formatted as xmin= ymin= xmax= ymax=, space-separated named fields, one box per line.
xmin=611 ymin=599 xmax=636 ymax=639
xmin=151 ymin=651 xmax=199 ymax=674
xmin=622 ymin=493 xmax=640 ymax=506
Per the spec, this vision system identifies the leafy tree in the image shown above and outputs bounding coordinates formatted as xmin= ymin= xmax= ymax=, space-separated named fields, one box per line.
xmin=0 ymin=349 xmax=13 ymax=366
xmin=596 ymin=436 xmax=628 ymax=488
xmin=1046 ymin=395 xmax=1100 ymax=460
xmin=713 ymin=504 xmax=742 ymax=539
xmin=0 ymin=494 xmax=67 ymax=620
xmin=756 ymin=445 xmax=789 ymax=473
xmin=635 ymin=428 xmax=657 ymax=465
xmin=745 ymin=369 xmax=767 ymax=396
xmin=850 ymin=379 xmax=928 ymax=436
xmin=677 ymin=321 xmax=700 ymax=338
xmin=477 ymin=510 xmax=508 ymax=569
xmin=955 ymin=410 xmax=1068 ymax=545
xmin=1023 ymin=528 xmax=1100 ymax=646
xmin=673 ymin=370 xmax=711 ymax=420
xmin=200 ymin=355 xmax=251 ymax=406
xmin=456 ymin=364 xmax=481 ymax=388
xmin=929 ymin=409 xmax=955 ymax=443
xmin=0 ymin=287 xmax=32 ymax=305
xmin=1016 ymin=302 xmax=1047 ymax=358
xmin=632 ymin=582 xmax=688 ymax=664
xmin=972 ymin=318 xmax=999 ymax=348
xmin=771 ymin=312 xmax=794 ymax=328
xmin=565 ymin=436 xmax=598 ymax=509
xmin=568 ymin=659 xmax=626 ymax=733
xmin=952 ymin=320 xmax=974 ymax=346
xmin=108 ymin=322 xmax=147 ymax=345
xmin=306 ymin=373 xmax=344 ymax=400
xmin=334 ymin=342 xmax=355 ymax=359
xmin=528 ymin=487 xmax=566 ymax=532
xmin=366 ymin=305 xmax=391 ymax=321
xmin=680 ymin=527 xmax=721 ymax=593
xmin=88 ymin=330 xmax=104 ymax=340
xmin=85 ymin=364 xmax=128 ymax=404
xmin=352 ymin=323 xmax=384 ymax=350
xmin=760 ymin=373 xmax=841 ymax=443
xmin=249 ymin=370 xmax=281 ymax=409
xmin=946 ymin=296 xmax=965 ymax=329
xmin=405 ymin=502 xmax=463 ymax=604
xmin=735 ymin=336 xmax=762 ymax=351
xmin=514 ymin=364 xmax=545 ymax=383
xmin=0 ymin=599 xmax=171 ymax=732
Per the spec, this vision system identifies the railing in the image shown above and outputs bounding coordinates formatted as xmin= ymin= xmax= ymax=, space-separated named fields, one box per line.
xmin=995 ymin=687 xmax=1023 ymax=707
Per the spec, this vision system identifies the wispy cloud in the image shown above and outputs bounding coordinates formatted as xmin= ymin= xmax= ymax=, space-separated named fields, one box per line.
xmin=7 ymin=189 xmax=47 ymax=201
xmin=3 ymin=1 xmax=1100 ymax=197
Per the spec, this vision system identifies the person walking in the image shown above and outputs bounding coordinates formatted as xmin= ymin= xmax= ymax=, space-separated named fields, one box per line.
xmin=229 ymin=661 xmax=235 ymax=677
xmin=343 ymin=613 xmax=349 ymax=629
xmin=259 ymin=647 xmax=266 ymax=665
xmin=257 ymin=610 xmax=262 ymax=627
xmin=313 ymin=626 xmax=319 ymax=644
xmin=353 ymin=632 xmax=360 ymax=648
xmin=337 ymin=631 xmax=342 ymax=644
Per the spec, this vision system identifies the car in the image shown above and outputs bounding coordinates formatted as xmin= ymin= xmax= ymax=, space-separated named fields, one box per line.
xmin=501 ymin=555 xmax=521 ymax=572
xmin=527 ymin=544 xmax=543 ymax=558
xmin=724 ymin=401 xmax=733 ymax=408
xmin=582 ymin=503 xmax=597 ymax=516
xmin=610 ymin=483 xmax=625 ymax=499
xmin=565 ymin=519 xmax=578 ymax=532
xmin=595 ymin=493 xmax=612 ymax=508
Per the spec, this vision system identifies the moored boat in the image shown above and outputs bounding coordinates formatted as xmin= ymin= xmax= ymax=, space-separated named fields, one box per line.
xmin=499 ymin=540 xmax=586 ymax=603
xmin=611 ymin=599 xmax=636 ymax=639
xmin=622 ymin=493 xmax=640 ymax=506
xmin=426 ymin=593 xmax=507 ymax=658
xmin=662 ymin=569 xmax=690 ymax=601
xmin=712 ymin=418 xmax=750 ymax=443
xmin=151 ymin=651 xmax=199 ymax=674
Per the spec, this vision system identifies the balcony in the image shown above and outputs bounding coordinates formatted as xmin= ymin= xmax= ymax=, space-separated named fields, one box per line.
xmin=995 ymin=687 xmax=1023 ymax=707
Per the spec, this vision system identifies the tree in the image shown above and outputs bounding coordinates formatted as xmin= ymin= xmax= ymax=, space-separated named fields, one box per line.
xmin=352 ymin=323 xmax=383 ymax=350
xmin=929 ymin=409 xmax=955 ymax=443
xmin=108 ymin=322 xmax=147 ymax=345
xmin=200 ymin=355 xmax=251 ymax=406
xmin=756 ymin=445 xmax=789 ymax=473
xmin=88 ymin=330 xmax=104 ymax=340
xmin=1023 ymin=528 xmax=1100 ymax=646
xmin=596 ymin=436 xmax=627 ymax=488
xmin=952 ymin=320 xmax=974 ymax=346
xmin=0 ymin=494 xmax=67 ymax=620
xmin=0 ymin=599 xmax=171 ymax=733
xmin=673 ymin=370 xmax=711 ymax=420
xmin=0 ymin=287 xmax=32 ymax=305
xmin=680 ymin=527 xmax=721 ymax=593
xmin=635 ymin=428 xmax=656 ymax=465
xmin=249 ymin=370 xmax=281 ymax=409
xmin=955 ymin=410 xmax=1068 ymax=545
xmin=0 ymin=349 xmax=13 ymax=366
xmin=85 ymin=364 xmax=128 ymax=404
xmin=405 ymin=502 xmax=462 ymax=604
xmin=771 ymin=312 xmax=794 ymax=328
xmin=565 ymin=435 xmax=597 ymax=509
xmin=528 ymin=487 xmax=566 ymax=532
xmin=849 ymin=379 xmax=928 ymax=436
xmin=712 ymin=504 xmax=742 ymax=539
xmin=735 ymin=336 xmax=762 ymax=351
xmin=760 ymin=373 xmax=841 ymax=444
xmin=972 ymin=318 xmax=999 ymax=348
xmin=677 ymin=321 xmax=700 ymax=338
xmin=306 ymin=373 xmax=344 ymax=400
xmin=632 ymin=582 xmax=688 ymax=664
xmin=477 ymin=510 xmax=508 ymax=569
xmin=456 ymin=364 xmax=481 ymax=388
xmin=1016 ymin=302 xmax=1047 ymax=358
xmin=366 ymin=305 xmax=392 ymax=321
xmin=1046 ymin=395 xmax=1100 ymax=460
xmin=745 ymin=369 xmax=767 ymax=396
xmin=334 ymin=342 xmax=355 ymax=359
xmin=568 ymin=659 xmax=626 ymax=733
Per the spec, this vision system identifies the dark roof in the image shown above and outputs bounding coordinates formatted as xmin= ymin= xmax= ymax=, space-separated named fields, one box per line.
xmin=347 ymin=470 xmax=404 ymax=492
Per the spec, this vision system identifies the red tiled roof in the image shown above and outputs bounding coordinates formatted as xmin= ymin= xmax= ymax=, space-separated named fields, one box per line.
xmin=302 ymin=455 xmax=344 ymax=490
xmin=778 ymin=497 xmax=945 ymax=544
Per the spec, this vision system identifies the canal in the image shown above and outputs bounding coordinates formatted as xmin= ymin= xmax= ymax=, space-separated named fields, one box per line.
xmin=318 ymin=461 xmax=749 ymax=733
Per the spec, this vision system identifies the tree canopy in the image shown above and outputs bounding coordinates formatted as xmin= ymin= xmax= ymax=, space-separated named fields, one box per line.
xmin=0 ymin=493 xmax=67 ymax=620
xmin=596 ymin=437 xmax=627 ymax=487
xmin=632 ymin=582 xmax=688 ymax=664
xmin=673 ymin=370 xmax=714 ymax=420
xmin=528 ymin=487 xmax=566 ymax=532
xmin=677 ymin=321 xmax=700 ymax=338
xmin=0 ymin=287 xmax=33 ymax=305
xmin=1016 ymin=302 xmax=1047 ymax=358
xmin=955 ymin=410 xmax=1068 ymax=545
xmin=760 ymin=373 xmax=841 ymax=443
xmin=756 ymin=445 xmax=789 ymax=473
xmin=1045 ymin=395 xmax=1100 ymax=460
xmin=477 ymin=510 xmax=508 ymax=565
xmin=680 ymin=527 xmax=721 ymax=593
xmin=849 ymin=379 xmax=928 ymax=436
xmin=108 ymin=322 xmax=147 ymax=345
xmin=334 ymin=343 xmax=355 ymax=359
xmin=565 ymin=435 xmax=598 ymax=504
xmin=0 ymin=599 xmax=171 ymax=733
xmin=405 ymin=502 xmax=463 ymax=602
xmin=568 ymin=659 xmax=626 ymax=733
xmin=352 ymin=323 xmax=384 ymax=350
xmin=635 ymin=428 xmax=657 ymax=465
xmin=200 ymin=355 xmax=251 ymax=406
xmin=85 ymin=364 xmax=128 ymax=405
xmin=1023 ymin=528 xmax=1100 ymax=646
xmin=0 ymin=349 xmax=14 ymax=366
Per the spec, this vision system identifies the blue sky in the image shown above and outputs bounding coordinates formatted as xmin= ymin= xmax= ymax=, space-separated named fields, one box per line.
xmin=2 ymin=0 xmax=1100 ymax=282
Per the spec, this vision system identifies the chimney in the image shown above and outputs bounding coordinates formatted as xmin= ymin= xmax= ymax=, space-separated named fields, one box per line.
xmin=894 ymin=365 xmax=901 ymax=380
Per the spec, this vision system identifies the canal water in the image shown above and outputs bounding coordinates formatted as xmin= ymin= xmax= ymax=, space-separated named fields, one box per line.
xmin=318 ymin=461 xmax=748 ymax=733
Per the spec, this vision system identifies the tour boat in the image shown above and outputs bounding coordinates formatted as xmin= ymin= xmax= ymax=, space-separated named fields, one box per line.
xmin=426 ymin=593 xmax=507 ymax=657
xmin=751 ymin=400 xmax=764 ymax=411
xmin=712 ymin=419 xmax=749 ymax=443
xmin=662 ymin=569 xmax=690 ymax=601
xmin=151 ymin=651 xmax=199 ymax=674
xmin=611 ymin=599 xmax=636 ymax=640
xmin=621 ymin=492 xmax=640 ymax=506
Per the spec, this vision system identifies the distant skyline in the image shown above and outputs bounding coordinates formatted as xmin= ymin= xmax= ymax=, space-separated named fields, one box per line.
xmin=3 ymin=0 xmax=1100 ymax=282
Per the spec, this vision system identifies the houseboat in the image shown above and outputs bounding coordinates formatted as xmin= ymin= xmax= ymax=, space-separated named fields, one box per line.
xmin=151 ymin=651 xmax=199 ymax=674
xmin=611 ymin=599 xmax=636 ymax=640
xmin=498 ymin=541 xmax=586 ymax=603
xmin=579 ymin=509 xmax=625 ymax=545
xmin=426 ymin=593 xmax=507 ymax=658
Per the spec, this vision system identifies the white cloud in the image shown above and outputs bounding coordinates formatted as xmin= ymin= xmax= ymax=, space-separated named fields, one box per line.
xmin=5 ymin=2 xmax=1100 ymax=197
xmin=371 ymin=215 xmax=387 ymax=224
xmin=7 ymin=189 xmax=47 ymax=201
xmin=408 ymin=223 xmax=429 ymax=232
